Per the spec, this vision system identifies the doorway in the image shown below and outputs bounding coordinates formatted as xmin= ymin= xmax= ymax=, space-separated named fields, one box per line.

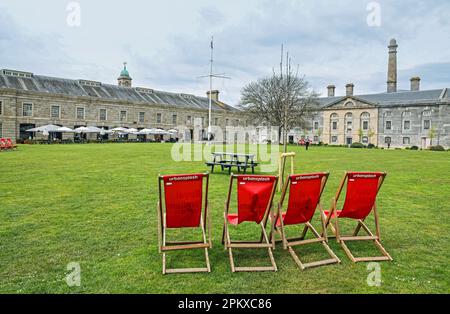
xmin=346 ymin=137 xmax=353 ymax=145
xmin=19 ymin=123 xmax=35 ymax=140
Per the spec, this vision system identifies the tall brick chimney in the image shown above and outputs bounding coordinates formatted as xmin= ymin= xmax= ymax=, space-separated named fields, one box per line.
xmin=387 ymin=38 xmax=398 ymax=93
xmin=327 ymin=85 xmax=336 ymax=97
xmin=345 ymin=83 xmax=354 ymax=96
xmin=410 ymin=77 xmax=421 ymax=91
xmin=206 ymin=90 xmax=219 ymax=101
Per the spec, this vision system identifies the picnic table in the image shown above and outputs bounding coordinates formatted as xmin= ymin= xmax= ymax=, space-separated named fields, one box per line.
xmin=205 ymin=152 xmax=258 ymax=174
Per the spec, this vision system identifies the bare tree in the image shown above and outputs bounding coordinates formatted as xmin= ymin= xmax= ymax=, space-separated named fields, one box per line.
xmin=239 ymin=47 xmax=318 ymax=153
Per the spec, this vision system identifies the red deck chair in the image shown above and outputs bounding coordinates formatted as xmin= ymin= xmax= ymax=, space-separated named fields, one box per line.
xmin=6 ymin=139 xmax=17 ymax=150
xmin=272 ymin=172 xmax=340 ymax=270
xmin=1 ymin=138 xmax=8 ymax=151
xmin=157 ymin=173 xmax=211 ymax=274
xmin=222 ymin=174 xmax=278 ymax=272
xmin=323 ymin=171 xmax=393 ymax=262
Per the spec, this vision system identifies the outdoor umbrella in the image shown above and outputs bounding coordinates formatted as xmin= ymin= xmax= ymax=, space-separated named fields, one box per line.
xmin=86 ymin=126 xmax=102 ymax=133
xmin=100 ymin=128 xmax=111 ymax=136
xmin=125 ymin=128 xmax=138 ymax=133
xmin=112 ymin=127 xmax=128 ymax=132
xmin=55 ymin=127 xmax=74 ymax=133
xmin=26 ymin=124 xmax=60 ymax=132
xmin=74 ymin=126 xmax=91 ymax=133
xmin=138 ymin=128 xmax=155 ymax=135
xmin=150 ymin=128 xmax=169 ymax=135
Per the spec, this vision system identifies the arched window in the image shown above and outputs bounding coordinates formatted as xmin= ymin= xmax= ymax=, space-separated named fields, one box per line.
xmin=344 ymin=101 xmax=354 ymax=107
xmin=345 ymin=112 xmax=353 ymax=119
xmin=402 ymin=110 xmax=411 ymax=117
xmin=330 ymin=113 xmax=338 ymax=119
xmin=360 ymin=112 xmax=370 ymax=130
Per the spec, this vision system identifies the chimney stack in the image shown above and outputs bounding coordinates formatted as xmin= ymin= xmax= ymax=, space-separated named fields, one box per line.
xmin=327 ymin=85 xmax=336 ymax=97
xmin=410 ymin=77 xmax=421 ymax=91
xmin=345 ymin=83 xmax=354 ymax=96
xmin=387 ymin=38 xmax=398 ymax=93
xmin=206 ymin=90 xmax=219 ymax=101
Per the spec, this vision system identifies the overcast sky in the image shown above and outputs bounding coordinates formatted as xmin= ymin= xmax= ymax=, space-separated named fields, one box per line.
xmin=0 ymin=0 xmax=449 ymax=106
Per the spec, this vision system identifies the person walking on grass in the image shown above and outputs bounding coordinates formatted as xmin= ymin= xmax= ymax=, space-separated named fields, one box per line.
xmin=305 ymin=138 xmax=310 ymax=151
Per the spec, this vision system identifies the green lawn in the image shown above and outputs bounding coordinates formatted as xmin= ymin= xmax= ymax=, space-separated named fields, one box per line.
xmin=0 ymin=143 xmax=449 ymax=293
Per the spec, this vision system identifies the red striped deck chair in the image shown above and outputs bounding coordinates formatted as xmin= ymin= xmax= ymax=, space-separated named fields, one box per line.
xmin=272 ymin=172 xmax=340 ymax=270
xmin=222 ymin=174 xmax=278 ymax=272
xmin=323 ymin=171 xmax=393 ymax=262
xmin=157 ymin=173 xmax=211 ymax=274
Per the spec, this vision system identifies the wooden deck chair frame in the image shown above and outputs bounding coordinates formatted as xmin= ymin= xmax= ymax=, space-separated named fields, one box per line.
xmin=323 ymin=171 xmax=393 ymax=263
xmin=222 ymin=174 xmax=278 ymax=272
xmin=272 ymin=173 xmax=340 ymax=270
xmin=157 ymin=173 xmax=212 ymax=274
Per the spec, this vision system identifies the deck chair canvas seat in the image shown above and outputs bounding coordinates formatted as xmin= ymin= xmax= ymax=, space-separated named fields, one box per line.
xmin=222 ymin=174 xmax=278 ymax=272
xmin=323 ymin=171 xmax=393 ymax=263
xmin=157 ymin=173 xmax=211 ymax=274
xmin=272 ymin=172 xmax=340 ymax=270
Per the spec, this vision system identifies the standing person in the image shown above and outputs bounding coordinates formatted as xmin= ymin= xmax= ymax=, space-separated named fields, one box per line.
xmin=305 ymin=138 xmax=310 ymax=151
xmin=387 ymin=142 xmax=391 ymax=149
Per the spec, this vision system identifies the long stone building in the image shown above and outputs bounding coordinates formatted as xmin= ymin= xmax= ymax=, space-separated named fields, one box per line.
xmin=0 ymin=63 xmax=241 ymax=142
xmin=1 ymin=39 xmax=449 ymax=148
xmin=292 ymin=39 xmax=450 ymax=149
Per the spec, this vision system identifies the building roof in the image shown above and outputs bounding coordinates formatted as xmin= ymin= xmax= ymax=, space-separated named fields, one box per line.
xmin=0 ymin=69 xmax=237 ymax=112
xmin=318 ymin=88 xmax=450 ymax=108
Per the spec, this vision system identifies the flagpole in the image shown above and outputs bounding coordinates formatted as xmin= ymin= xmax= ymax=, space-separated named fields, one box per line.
xmin=197 ymin=36 xmax=231 ymax=145
xmin=208 ymin=36 xmax=213 ymax=144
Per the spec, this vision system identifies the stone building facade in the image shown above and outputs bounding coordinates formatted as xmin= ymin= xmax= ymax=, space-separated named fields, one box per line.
xmin=290 ymin=39 xmax=450 ymax=149
xmin=0 ymin=64 xmax=242 ymax=142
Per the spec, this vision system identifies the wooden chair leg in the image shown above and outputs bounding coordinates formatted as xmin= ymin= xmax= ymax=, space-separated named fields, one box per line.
xmin=260 ymin=223 xmax=278 ymax=272
xmin=162 ymin=252 xmax=167 ymax=274
xmin=201 ymin=220 xmax=211 ymax=273
xmin=225 ymin=223 xmax=236 ymax=272
xmin=285 ymin=223 xmax=340 ymax=270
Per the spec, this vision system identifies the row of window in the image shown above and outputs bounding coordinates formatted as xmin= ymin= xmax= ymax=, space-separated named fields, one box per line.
xmin=330 ymin=112 xmax=370 ymax=119
xmin=330 ymin=136 xmax=370 ymax=143
xmin=330 ymin=135 xmax=412 ymax=145
xmin=329 ymin=119 xmax=431 ymax=132
xmin=330 ymin=120 xmax=370 ymax=131
xmin=384 ymin=137 xmax=412 ymax=145
xmin=385 ymin=119 xmax=431 ymax=131
xmin=19 ymin=103 xmax=239 ymax=126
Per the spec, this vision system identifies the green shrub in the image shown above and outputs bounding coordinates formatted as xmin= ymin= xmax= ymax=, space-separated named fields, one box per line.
xmin=350 ymin=142 xmax=365 ymax=148
xmin=429 ymin=145 xmax=445 ymax=151
xmin=367 ymin=143 xmax=376 ymax=149
xmin=410 ymin=146 xmax=419 ymax=150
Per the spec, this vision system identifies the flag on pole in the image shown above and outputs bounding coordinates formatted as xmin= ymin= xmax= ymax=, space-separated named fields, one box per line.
xmin=211 ymin=37 xmax=213 ymax=49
